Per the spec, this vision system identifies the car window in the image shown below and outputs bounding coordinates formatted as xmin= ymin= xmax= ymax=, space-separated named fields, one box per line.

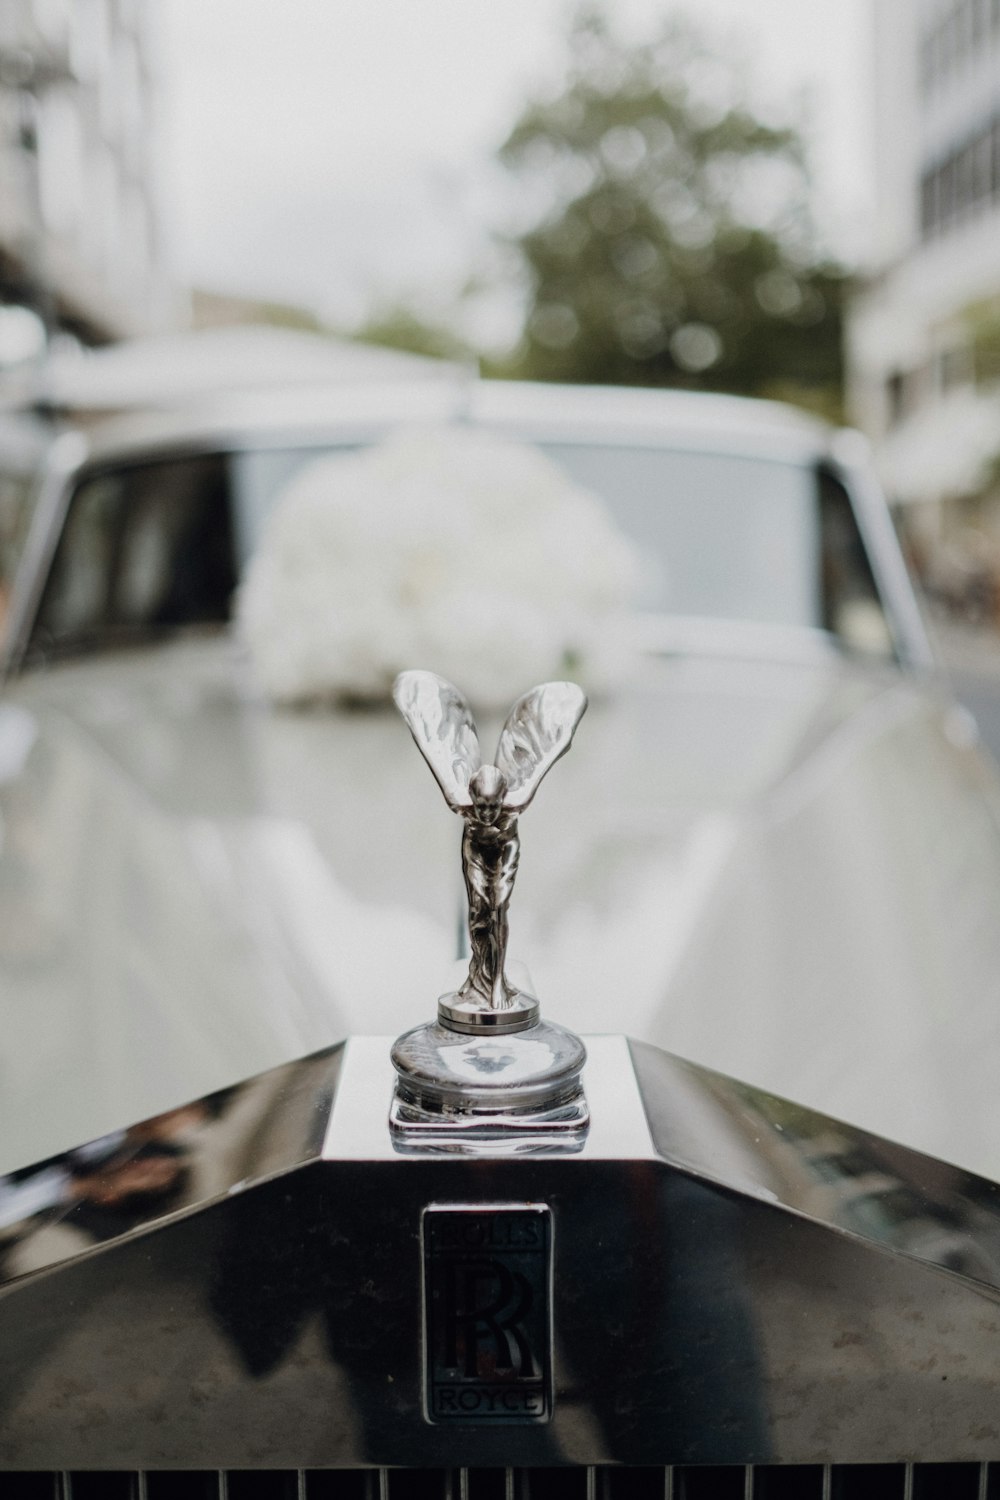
xmin=27 ymin=454 xmax=236 ymax=662
xmin=541 ymin=445 xmax=891 ymax=656
xmin=23 ymin=438 xmax=893 ymax=664
xmin=818 ymin=468 xmax=893 ymax=657
xmin=545 ymin=444 xmax=820 ymax=624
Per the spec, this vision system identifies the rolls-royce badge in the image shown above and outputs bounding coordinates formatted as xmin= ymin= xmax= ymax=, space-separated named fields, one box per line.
xmin=422 ymin=1204 xmax=552 ymax=1423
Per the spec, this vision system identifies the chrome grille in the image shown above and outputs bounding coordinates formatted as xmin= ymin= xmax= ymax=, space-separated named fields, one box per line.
xmin=0 ymin=1468 xmax=997 ymax=1500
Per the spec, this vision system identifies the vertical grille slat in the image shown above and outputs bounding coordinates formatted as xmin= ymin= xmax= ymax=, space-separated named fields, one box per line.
xmin=3 ymin=1467 xmax=1000 ymax=1500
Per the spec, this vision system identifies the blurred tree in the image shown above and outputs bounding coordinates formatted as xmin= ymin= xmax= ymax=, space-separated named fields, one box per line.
xmin=350 ymin=300 xmax=471 ymax=363
xmin=491 ymin=6 xmax=847 ymax=413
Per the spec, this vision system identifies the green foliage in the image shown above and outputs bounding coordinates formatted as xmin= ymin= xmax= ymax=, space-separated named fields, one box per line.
xmin=350 ymin=301 xmax=471 ymax=363
xmin=254 ymin=300 xmax=328 ymax=333
xmin=493 ymin=6 xmax=846 ymax=407
xmin=963 ymin=296 xmax=1000 ymax=386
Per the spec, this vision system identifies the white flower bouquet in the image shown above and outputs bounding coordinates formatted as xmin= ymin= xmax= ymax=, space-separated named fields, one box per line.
xmin=237 ymin=425 xmax=641 ymax=708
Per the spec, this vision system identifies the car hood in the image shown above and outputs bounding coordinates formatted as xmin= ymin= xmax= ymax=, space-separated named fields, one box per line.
xmin=4 ymin=636 xmax=1000 ymax=1179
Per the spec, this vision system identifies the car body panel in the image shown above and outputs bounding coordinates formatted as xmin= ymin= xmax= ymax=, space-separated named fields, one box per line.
xmin=3 ymin=630 xmax=999 ymax=1179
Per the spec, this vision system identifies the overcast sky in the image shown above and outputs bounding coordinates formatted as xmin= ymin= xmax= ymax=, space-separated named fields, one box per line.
xmin=155 ymin=0 xmax=875 ymax=339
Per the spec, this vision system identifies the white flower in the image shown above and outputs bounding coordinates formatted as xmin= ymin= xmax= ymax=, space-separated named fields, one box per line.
xmin=237 ymin=425 xmax=642 ymax=707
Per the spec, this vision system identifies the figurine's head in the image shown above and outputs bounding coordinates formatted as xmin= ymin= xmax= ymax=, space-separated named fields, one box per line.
xmin=469 ymin=764 xmax=508 ymax=825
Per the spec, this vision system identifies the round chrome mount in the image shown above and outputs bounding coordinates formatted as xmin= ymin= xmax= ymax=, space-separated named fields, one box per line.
xmin=436 ymin=988 xmax=540 ymax=1035
xmin=389 ymin=1016 xmax=588 ymax=1151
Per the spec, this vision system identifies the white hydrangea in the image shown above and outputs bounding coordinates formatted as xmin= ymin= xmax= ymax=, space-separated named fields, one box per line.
xmin=237 ymin=426 xmax=642 ymax=707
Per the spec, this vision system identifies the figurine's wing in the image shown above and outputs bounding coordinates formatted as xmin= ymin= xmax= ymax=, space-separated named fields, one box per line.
xmin=495 ymin=681 xmax=587 ymax=812
xmin=393 ymin=670 xmax=481 ymax=812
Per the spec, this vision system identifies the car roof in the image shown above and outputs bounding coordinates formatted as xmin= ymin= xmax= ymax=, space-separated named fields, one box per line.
xmin=77 ymin=377 xmax=835 ymax=471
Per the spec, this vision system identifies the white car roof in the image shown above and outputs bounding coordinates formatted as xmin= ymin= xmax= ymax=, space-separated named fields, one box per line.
xmin=79 ymin=377 xmax=835 ymax=471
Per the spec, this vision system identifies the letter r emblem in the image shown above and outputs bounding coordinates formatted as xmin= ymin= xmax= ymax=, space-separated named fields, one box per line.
xmin=423 ymin=1205 xmax=552 ymax=1424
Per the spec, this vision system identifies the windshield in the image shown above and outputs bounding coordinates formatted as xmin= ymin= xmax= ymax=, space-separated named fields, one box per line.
xmin=544 ymin=444 xmax=819 ymax=624
xmin=24 ymin=438 xmax=892 ymax=663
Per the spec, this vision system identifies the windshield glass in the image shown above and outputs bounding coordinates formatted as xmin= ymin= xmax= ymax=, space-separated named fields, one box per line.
xmin=542 ymin=444 xmax=818 ymax=624
xmin=25 ymin=437 xmax=891 ymax=663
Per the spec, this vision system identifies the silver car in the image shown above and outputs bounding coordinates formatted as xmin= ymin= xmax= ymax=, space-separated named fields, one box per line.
xmin=1 ymin=379 xmax=999 ymax=1491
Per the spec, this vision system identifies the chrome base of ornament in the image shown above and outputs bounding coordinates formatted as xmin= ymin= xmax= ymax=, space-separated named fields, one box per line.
xmin=389 ymin=1015 xmax=589 ymax=1154
xmin=436 ymin=987 xmax=540 ymax=1034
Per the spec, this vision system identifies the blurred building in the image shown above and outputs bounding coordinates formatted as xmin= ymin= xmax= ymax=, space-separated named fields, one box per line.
xmin=0 ymin=0 xmax=173 ymax=349
xmin=847 ymin=0 xmax=1000 ymax=552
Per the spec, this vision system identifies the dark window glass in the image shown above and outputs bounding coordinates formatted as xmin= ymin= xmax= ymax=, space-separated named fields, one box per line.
xmin=818 ymin=469 xmax=894 ymax=657
xmin=28 ymin=454 xmax=236 ymax=662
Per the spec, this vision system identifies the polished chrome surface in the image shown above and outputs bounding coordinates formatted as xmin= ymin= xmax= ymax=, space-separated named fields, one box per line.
xmin=327 ymin=1035 xmax=651 ymax=1165
xmin=389 ymin=1019 xmax=589 ymax=1152
xmin=393 ymin=670 xmax=586 ymax=1026
xmin=4 ymin=1036 xmax=1000 ymax=1464
xmin=0 ymin=1044 xmax=342 ymax=1282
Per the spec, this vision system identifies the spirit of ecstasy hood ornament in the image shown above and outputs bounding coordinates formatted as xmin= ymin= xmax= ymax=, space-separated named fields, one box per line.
xmin=393 ymin=669 xmax=587 ymax=1032
xmin=389 ymin=669 xmax=590 ymax=1148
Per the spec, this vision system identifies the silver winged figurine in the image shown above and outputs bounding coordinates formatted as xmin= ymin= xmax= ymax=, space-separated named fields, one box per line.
xmin=393 ymin=669 xmax=587 ymax=1024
